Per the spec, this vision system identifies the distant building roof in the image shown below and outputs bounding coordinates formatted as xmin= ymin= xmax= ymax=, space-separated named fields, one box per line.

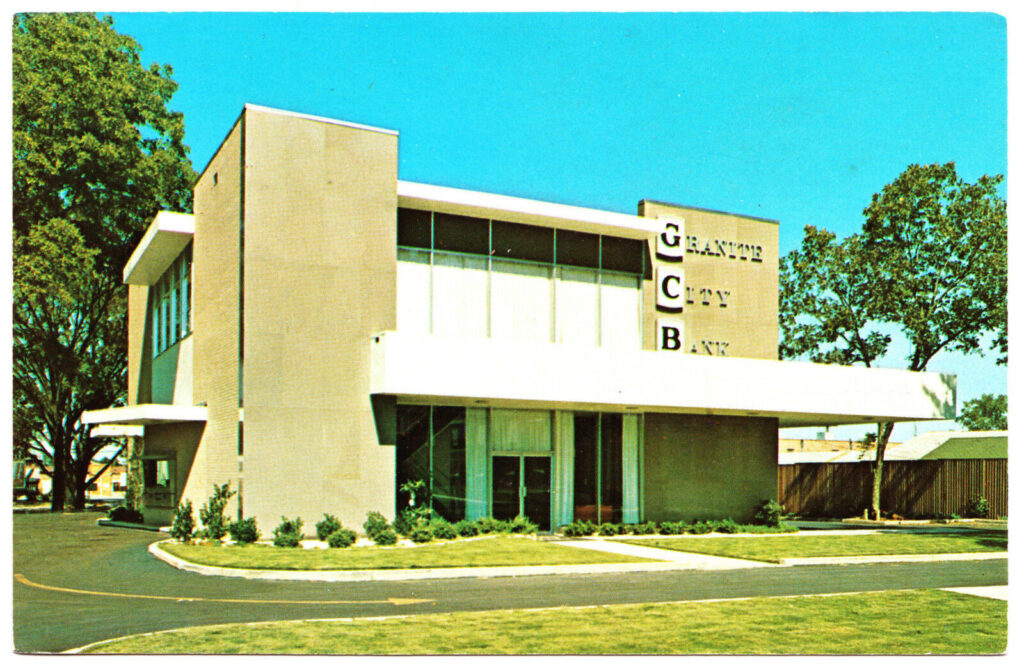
xmin=779 ymin=430 xmax=1007 ymax=464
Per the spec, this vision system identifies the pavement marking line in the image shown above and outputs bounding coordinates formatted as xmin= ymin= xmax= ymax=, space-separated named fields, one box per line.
xmin=14 ymin=573 xmax=433 ymax=606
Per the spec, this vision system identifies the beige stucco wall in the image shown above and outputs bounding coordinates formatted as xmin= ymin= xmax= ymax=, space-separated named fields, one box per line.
xmin=241 ymin=108 xmax=399 ymax=533
xmin=127 ymin=284 xmax=152 ymax=405
xmin=642 ymin=413 xmax=778 ymax=522
xmin=640 ymin=200 xmax=779 ymax=360
xmin=185 ymin=115 xmax=245 ymax=520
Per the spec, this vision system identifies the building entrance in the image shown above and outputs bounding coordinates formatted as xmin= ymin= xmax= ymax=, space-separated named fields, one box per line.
xmin=491 ymin=455 xmax=551 ymax=531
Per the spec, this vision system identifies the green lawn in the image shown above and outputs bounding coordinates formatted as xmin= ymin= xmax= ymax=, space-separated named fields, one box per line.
xmin=160 ymin=535 xmax=654 ymax=570
xmin=83 ymin=589 xmax=1006 ymax=654
xmin=624 ymin=530 xmax=1007 ymax=563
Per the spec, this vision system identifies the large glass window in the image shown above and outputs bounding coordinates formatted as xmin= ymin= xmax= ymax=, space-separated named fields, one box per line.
xmin=150 ymin=243 xmax=193 ymax=357
xmin=573 ymin=412 xmax=623 ymax=524
xmin=396 ymin=405 xmax=467 ymax=522
xmin=396 ymin=209 xmax=644 ymax=348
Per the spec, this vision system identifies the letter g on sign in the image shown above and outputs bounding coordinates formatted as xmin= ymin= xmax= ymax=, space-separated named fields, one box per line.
xmin=656 ymin=217 xmax=685 ymax=261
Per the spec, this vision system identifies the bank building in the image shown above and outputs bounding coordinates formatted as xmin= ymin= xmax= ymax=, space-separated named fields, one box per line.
xmin=83 ymin=105 xmax=956 ymax=530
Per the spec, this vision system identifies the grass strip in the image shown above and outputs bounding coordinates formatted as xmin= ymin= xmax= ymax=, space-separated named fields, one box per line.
xmin=84 ymin=588 xmax=1006 ymax=654
xmin=623 ymin=530 xmax=1007 ymax=563
xmin=160 ymin=535 xmax=654 ymax=570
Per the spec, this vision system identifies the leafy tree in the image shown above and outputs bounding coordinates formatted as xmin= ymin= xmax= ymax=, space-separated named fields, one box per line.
xmin=780 ymin=162 xmax=1006 ymax=520
xmin=13 ymin=13 xmax=196 ymax=511
xmin=957 ymin=393 xmax=1008 ymax=431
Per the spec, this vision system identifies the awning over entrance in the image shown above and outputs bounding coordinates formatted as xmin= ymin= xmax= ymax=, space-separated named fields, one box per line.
xmin=370 ymin=331 xmax=956 ymax=428
xmin=81 ymin=404 xmax=208 ymax=426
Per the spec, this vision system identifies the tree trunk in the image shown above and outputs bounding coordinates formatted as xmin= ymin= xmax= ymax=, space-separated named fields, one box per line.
xmin=124 ymin=437 xmax=144 ymax=512
xmin=48 ymin=424 xmax=67 ymax=512
xmin=69 ymin=436 xmax=90 ymax=510
xmin=870 ymin=421 xmax=895 ymax=520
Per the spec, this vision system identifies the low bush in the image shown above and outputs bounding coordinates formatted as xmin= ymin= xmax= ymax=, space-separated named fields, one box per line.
xmin=633 ymin=521 xmax=657 ymax=535
xmin=199 ymin=482 xmax=236 ymax=541
xmin=688 ymin=521 xmax=713 ymax=535
xmin=372 ymin=528 xmax=398 ymax=546
xmin=658 ymin=521 xmax=684 ymax=535
xmin=327 ymin=528 xmax=357 ymax=548
xmin=562 ymin=520 xmax=596 ymax=537
xmin=108 ymin=504 xmax=144 ymax=524
xmin=429 ymin=518 xmax=458 ymax=540
xmin=714 ymin=519 xmax=741 ymax=534
xmin=170 ymin=500 xmax=195 ymax=542
xmin=473 ymin=517 xmax=507 ymax=534
xmin=598 ymin=522 xmax=621 ymax=536
xmin=315 ymin=514 xmax=343 ymax=541
xmin=754 ymin=499 xmax=785 ymax=527
xmin=508 ymin=515 xmax=539 ymax=535
xmin=363 ymin=511 xmax=390 ymax=540
xmin=409 ymin=526 xmax=434 ymax=543
xmin=454 ymin=519 xmax=479 ymax=537
xmin=228 ymin=517 xmax=260 ymax=544
xmin=967 ymin=495 xmax=990 ymax=519
xmin=272 ymin=516 xmax=304 ymax=548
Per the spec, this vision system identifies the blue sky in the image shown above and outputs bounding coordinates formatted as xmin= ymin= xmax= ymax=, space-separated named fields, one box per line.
xmin=108 ymin=11 xmax=1008 ymax=441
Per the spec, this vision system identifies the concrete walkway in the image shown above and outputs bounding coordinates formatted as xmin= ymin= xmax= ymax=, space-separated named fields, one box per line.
xmin=557 ymin=537 xmax=773 ymax=569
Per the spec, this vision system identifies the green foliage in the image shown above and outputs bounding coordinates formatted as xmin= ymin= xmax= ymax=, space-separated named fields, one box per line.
xmin=198 ymin=483 xmax=236 ymax=541
xmin=372 ymin=528 xmax=398 ymax=546
xmin=170 ymin=500 xmax=195 ymax=543
xmin=779 ymin=162 xmax=1007 ymax=520
xmin=272 ymin=516 xmax=304 ymax=548
xmin=966 ymin=495 xmax=990 ymax=519
xmin=399 ymin=479 xmax=426 ymax=507
xmin=315 ymin=514 xmax=343 ymax=541
xmin=598 ymin=522 xmax=621 ymax=536
xmin=429 ymin=518 xmax=458 ymax=540
xmin=362 ymin=512 xmax=390 ymax=540
xmin=957 ymin=394 xmax=1008 ymax=431
xmin=713 ymin=519 xmax=741 ymax=534
xmin=327 ymin=528 xmax=357 ymax=549
xmin=754 ymin=500 xmax=785 ymax=528
xmin=13 ymin=13 xmax=196 ymax=510
xmin=409 ymin=526 xmax=434 ymax=543
xmin=507 ymin=515 xmax=539 ymax=535
xmin=454 ymin=520 xmax=479 ymax=537
xmin=473 ymin=517 xmax=507 ymax=534
xmin=228 ymin=517 xmax=260 ymax=544
xmin=633 ymin=521 xmax=657 ymax=535
xmin=658 ymin=521 xmax=685 ymax=535
xmin=562 ymin=520 xmax=597 ymax=537
xmin=688 ymin=521 xmax=713 ymax=535
xmin=107 ymin=504 xmax=143 ymax=524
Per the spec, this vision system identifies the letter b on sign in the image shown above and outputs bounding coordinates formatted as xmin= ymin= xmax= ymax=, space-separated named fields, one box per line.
xmin=658 ymin=320 xmax=683 ymax=351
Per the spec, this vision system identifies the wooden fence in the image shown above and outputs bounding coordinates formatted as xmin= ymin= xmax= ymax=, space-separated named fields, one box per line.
xmin=777 ymin=459 xmax=1007 ymax=519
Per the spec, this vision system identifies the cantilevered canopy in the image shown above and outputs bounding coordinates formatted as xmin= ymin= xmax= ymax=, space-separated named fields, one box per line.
xmin=81 ymin=404 xmax=207 ymax=426
xmin=122 ymin=211 xmax=194 ymax=285
xmin=370 ymin=332 xmax=956 ymax=428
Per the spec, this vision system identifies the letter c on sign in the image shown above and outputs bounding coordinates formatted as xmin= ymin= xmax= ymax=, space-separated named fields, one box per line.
xmin=656 ymin=266 xmax=685 ymax=312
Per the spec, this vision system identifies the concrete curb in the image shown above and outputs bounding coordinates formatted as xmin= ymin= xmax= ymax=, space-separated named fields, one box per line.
xmin=149 ymin=540 xmax=687 ymax=581
xmin=780 ymin=551 xmax=1009 ymax=566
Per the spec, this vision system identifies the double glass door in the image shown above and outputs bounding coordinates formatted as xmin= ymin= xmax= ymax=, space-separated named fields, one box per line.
xmin=491 ymin=455 xmax=551 ymax=531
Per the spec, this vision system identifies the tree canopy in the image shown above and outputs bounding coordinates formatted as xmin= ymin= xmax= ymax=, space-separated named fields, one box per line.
xmin=13 ymin=13 xmax=196 ymax=510
xmin=779 ymin=162 xmax=1006 ymax=519
xmin=956 ymin=394 xmax=1008 ymax=432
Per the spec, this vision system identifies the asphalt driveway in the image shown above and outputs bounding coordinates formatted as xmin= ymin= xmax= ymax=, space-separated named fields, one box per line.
xmin=12 ymin=511 xmax=1008 ymax=654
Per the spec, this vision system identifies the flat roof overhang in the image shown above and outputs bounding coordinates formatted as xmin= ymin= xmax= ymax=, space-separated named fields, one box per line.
xmin=122 ymin=211 xmax=195 ymax=285
xmin=81 ymin=404 xmax=208 ymax=427
xmin=370 ymin=332 xmax=956 ymax=428
xmin=397 ymin=181 xmax=660 ymax=240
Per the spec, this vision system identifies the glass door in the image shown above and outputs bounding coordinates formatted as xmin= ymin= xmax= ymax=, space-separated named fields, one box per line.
xmin=491 ymin=455 xmax=552 ymax=531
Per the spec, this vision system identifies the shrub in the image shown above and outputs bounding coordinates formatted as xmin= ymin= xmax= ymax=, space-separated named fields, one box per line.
xmin=508 ymin=515 xmax=539 ymax=535
xmin=967 ymin=495 xmax=990 ymax=519
xmin=372 ymin=528 xmax=398 ymax=546
xmin=714 ymin=519 xmax=740 ymax=534
xmin=454 ymin=519 xmax=479 ymax=537
xmin=409 ymin=525 xmax=434 ymax=543
xmin=228 ymin=517 xmax=260 ymax=544
xmin=474 ymin=516 xmax=506 ymax=534
xmin=598 ymin=522 xmax=621 ymax=536
xmin=273 ymin=516 xmax=304 ymax=548
xmin=689 ymin=521 xmax=713 ymax=535
xmin=429 ymin=518 xmax=458 ymax=540
xmin=170 ymin=500 xmax=195 ymax=542
xmin=363 ymin=511 xmax=390 ymax=540
xmin=754 ymin=499 xmax=785 ymax=527
xmin=562 ymin=520 xmax=596 ymax=537
xmin=622 ymin=523 xmax=637 ymax=535
xmin=327 ymin=528 xmax=357 ymax=548
xmin=658 ymin=521 xmax=683 ymax=535
xmin=392 ymin=510 xmax=413 ymax=536
xmin=198 ymin=483 xmax=236 ymax=541
xmin=108 ymin=504 xmax=144 ymax=524
xmin=315 ymin=514 xmax=343 ymax=541
xmin=633 ymin=521 xmax=657 ymax=535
